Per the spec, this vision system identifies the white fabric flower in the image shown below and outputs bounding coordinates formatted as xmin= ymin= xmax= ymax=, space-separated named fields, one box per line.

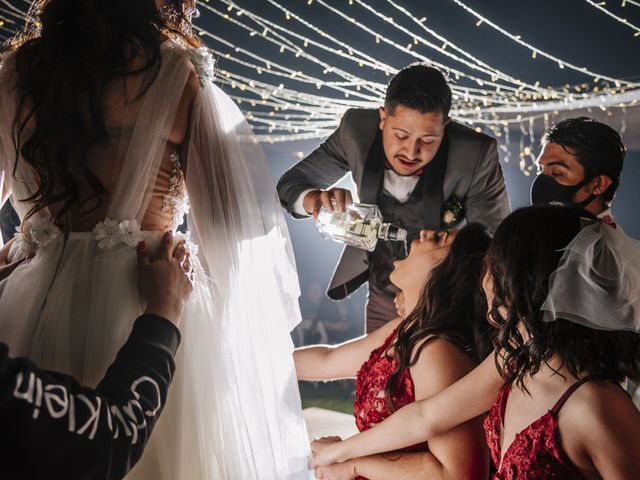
xmin=13 ymin=229 xmax=37 ymax=258
xmin=29 ymin=217 xmax=61 ymax=248
xmin=188 ymin=47 xmax=215 ymax=85
xmin=118 ymin=219 xmax=145 ymax=248
xmin=93 ymin=218 xmax=122 ymax=250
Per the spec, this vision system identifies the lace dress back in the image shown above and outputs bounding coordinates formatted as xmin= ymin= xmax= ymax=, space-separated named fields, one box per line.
xmin=0 ymin=41 xmax=310 ymax=479
xmin=483 ymin=378 xmax=594 ymax=480
xmin=354 ymin=328 xmax=427 ymax=480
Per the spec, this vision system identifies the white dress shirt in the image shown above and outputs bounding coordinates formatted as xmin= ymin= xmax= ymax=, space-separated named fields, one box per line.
xmin=293 ymin=169 xmax=420 ymax=216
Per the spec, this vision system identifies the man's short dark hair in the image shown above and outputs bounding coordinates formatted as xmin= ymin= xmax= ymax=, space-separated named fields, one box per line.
xmin=385 ymin=63 xmax=452 ymax=117
xmin=543 ymin=117 xmax=625 ymax=205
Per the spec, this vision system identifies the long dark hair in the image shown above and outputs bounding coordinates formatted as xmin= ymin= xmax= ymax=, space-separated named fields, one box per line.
xmin=488 ymin=205 xmax=640 ymax=389
xmin=385 ymin=223 xmax=492 ymax=411
xmin=9 ymin=0 xmax=201 ymax=227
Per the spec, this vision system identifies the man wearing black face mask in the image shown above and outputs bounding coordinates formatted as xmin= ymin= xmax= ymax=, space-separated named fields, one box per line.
xmin=530 ymin=117 xmax=640 ymax=407
xmin=530 ymin=117 xmax=624 ymax=222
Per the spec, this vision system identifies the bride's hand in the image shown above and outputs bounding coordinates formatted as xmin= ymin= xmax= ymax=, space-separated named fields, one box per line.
xmin=311 ymin=437 xmax=343 ymax=467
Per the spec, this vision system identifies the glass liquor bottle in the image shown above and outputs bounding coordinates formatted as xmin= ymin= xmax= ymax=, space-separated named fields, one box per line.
xmin=315 ymin=202 xmax=407 ymax=252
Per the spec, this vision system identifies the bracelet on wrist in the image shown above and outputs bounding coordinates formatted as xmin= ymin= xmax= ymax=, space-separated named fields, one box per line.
xmin=351 ymin=457 xmax=358 ymax=479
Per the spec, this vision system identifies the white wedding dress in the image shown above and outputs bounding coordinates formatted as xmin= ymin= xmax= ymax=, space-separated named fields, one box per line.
xmin=0 ymin=41 xmax=311 ymax=479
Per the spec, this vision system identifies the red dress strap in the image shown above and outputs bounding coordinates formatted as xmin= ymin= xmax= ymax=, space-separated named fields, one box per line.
xmin=550 ymin=376 xmax=598 ymax=414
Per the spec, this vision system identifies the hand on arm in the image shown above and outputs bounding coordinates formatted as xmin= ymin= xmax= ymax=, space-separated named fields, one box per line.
xmin=312 ymin=352 xmax=503 ymax=466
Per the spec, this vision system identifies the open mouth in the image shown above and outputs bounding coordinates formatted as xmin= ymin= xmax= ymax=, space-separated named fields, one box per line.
xmin=397 ymin=157 xmax=419 ymax=169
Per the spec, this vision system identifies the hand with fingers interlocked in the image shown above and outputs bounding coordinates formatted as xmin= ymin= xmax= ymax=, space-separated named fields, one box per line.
xmin=136 ymin=231 xmax=194 ymax=327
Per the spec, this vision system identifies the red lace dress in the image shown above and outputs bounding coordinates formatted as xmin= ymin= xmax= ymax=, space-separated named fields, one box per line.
xmin=353 ymin=329 xmax=426 ymax=480
xmin=483 ymin=377 xmax=594 ymax=479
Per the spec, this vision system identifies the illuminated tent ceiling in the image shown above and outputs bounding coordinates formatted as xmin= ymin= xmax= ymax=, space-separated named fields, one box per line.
xmin=2 ymin=0 xmax=640 ymax=174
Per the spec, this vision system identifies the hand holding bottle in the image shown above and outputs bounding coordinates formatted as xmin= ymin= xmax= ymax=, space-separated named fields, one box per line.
xmin=303 ymin=188 xmax=353 ymax=220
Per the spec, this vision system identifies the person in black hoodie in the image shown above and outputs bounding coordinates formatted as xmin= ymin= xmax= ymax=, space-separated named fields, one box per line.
xmin=0 ymin=231 xmax=192 ymax=480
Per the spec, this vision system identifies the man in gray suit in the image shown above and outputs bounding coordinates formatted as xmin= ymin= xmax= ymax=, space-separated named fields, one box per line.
xmin=277 ymin=64 xmax=510 ymax=332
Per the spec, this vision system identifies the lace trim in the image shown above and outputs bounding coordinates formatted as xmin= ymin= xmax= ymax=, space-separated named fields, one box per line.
xmin=162 ymin=150 xmax=190 ymax=230
xmin=186 ymin=46 xmax=216 ymax=86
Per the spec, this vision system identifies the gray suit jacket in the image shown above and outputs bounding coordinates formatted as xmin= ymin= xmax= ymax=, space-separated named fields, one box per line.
xmin=277 ymin=108 xmax=511 ymax=299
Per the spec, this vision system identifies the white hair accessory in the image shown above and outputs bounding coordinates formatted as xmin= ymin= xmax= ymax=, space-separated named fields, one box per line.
xmin=541 ymin=222 xmax=640 ymax=332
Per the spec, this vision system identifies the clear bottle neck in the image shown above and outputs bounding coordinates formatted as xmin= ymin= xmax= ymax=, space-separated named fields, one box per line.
xmin=378 ymin=223 xmax=407 ymax=242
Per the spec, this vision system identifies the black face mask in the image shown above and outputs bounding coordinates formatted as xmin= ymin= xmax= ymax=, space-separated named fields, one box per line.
xmin=530 ymin=174 xmax=596 ymax=208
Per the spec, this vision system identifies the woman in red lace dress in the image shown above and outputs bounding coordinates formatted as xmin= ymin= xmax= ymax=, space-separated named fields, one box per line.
xmin=295 ymin=223 xmax=492 ymax=480
xmin=313 ymin=205 xmax=640 ymax=479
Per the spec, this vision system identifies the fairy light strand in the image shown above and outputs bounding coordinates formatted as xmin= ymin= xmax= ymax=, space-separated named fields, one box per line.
xmin=583 ymin=0 xmax=640 ymax=35
xmin=447 ymin=0 xmax=639 ymax=85
xmin=3 ymin=0 xmax=640 ymax=165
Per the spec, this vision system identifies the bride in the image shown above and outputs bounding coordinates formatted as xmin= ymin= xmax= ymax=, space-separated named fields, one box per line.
xmin=0 ymin=0 xmax=310 ymax=478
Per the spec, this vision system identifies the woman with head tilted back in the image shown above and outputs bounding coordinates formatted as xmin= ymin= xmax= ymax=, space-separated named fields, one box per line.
xmin=0 ymin=1 xmax=310 ymax=478
xmin=295 ymin=223 xmax=492 ymax=479
xmin=313 ymin=205 xmax=640 ymax=479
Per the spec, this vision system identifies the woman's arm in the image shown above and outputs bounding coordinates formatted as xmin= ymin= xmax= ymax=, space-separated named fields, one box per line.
xmin=294 ymin=317 xmax=400 ymax=381
xmin=356 ymin=339 xmax=488 ymax=480
xmin=312 ymin=351 xmax=503 ymax=466
xmin=317 ymin=450 xmax=486 ymax=480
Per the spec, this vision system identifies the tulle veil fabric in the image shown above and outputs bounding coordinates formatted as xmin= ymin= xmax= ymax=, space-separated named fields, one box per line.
xmin=0 ymin=41 xmax=311 ymax=479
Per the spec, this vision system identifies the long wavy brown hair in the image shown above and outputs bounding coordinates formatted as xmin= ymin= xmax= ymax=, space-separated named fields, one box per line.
xmin=488 ymin=205 xmax=640 ymax=390
xmin=8 ymin=0 xmax=201 ymax=227
xmin=385 ymin=223 xmax=493 ymax=411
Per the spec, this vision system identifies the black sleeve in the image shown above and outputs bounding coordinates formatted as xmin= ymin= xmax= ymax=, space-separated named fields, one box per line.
xmin=0 ymin=314 xmax=180 ymax=480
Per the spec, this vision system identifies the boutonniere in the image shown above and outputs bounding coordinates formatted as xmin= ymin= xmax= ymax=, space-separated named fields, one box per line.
xmin=441 ymin=196 xmax=464 ymax=227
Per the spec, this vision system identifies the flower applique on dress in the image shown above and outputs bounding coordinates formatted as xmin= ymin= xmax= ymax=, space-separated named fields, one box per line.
xmin=13 ymin=217 xmax=61 ymax=257
xmin=187 ymin=46 xmax=216 ymax=86
xmin=93 ymin=218 xmax=144 ymax=250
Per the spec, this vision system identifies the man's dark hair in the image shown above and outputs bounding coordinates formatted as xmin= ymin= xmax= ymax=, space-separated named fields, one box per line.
xmin=543 ymin=117 xmax=625 ymax=205
xmin=385 ymin=63 xmax=452 ymax=117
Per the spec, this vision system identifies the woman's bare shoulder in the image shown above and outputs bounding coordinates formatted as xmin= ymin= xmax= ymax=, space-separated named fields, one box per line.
xmin=410 ymin=337 xmax=476 ymax=398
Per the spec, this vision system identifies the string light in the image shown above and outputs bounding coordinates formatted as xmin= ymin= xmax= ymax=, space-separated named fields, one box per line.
xmin=447 ymin=0 xmax=639 ymax=86
xmin=583 ymin=0 xmax=640 ymax=34
xmin=2 ymin=0 xmax=639 ymax=175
